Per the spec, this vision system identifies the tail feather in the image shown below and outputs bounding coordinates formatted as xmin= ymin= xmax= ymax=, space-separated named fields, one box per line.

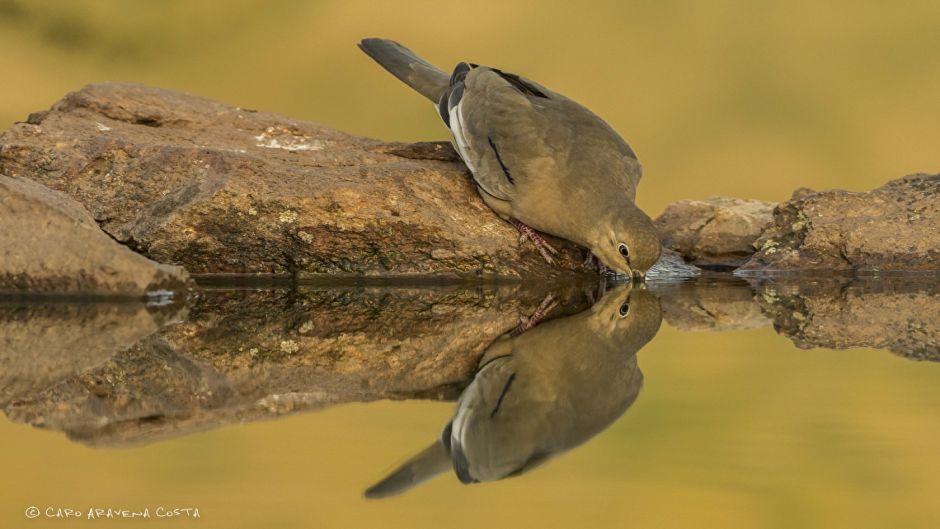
xmin=358 ymin=38 xmax=450 ymax=103
xmin=363 ymin=440 xmax=451 ymax=499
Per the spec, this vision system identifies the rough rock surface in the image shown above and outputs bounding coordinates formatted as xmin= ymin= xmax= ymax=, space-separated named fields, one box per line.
xmin=5 ymin=283 xmax=593 ymax=447
xmin=753 ymin=277 xmax=940 ymax=361
xmin=655 ymin=197 xmax=775 ymax=268
xmin=0 ymin=174 xmax=189 ymax=295
xmin=741 ymin=174 xmax=940 ymax=272
xmin=0 ymin=83 xmax=601 ymax=280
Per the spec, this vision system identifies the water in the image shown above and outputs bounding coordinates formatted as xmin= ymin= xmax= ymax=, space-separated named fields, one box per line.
xmin=2 ymin=275 xmax=940 ymax=528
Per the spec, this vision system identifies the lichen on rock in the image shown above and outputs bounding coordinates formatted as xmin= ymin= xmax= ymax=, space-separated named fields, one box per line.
xmin=740 ymin=174 xmax=940 ymax=272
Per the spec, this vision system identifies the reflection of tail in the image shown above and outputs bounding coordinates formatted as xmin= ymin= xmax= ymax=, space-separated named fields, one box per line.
xmin=364 ymin=441 xmax=452 ymax=499
xmin=358 ymin=38 xmax=450 ymax=103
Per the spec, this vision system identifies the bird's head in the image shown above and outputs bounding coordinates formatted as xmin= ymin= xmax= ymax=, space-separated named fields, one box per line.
xmin=587 ymin=206 xmax=662 ymax=277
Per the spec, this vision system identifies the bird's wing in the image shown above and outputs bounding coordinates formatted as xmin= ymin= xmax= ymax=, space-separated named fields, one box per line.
xmin=441 ymin=64 xmax=642 ymax=203
xmin=441 ymin=64 xmax=565 ymax=202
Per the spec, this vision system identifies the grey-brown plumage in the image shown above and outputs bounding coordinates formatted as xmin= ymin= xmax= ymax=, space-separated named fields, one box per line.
xmin=358 ymin=38 xmax=662 ymax=276
xmin=364 ymin=284 xmax=662 ymax=498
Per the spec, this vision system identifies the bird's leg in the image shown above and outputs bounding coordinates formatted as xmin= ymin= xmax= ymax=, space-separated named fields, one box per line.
xmin=509 ymin=218 xmax=557 ymax=264
xmin=583 ymin=251 xmax=609 ymax=275
xmin=511 ymin=294 xmax=558 ymax=336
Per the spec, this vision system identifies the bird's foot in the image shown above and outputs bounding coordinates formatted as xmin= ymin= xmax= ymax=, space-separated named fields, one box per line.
xmin=509 ymin=218 xmax=557 ymax=264
xmin=512 ymin=294 xmax=558 ymax=336
xmin=582 ymin=251 xmax=609 ymax=275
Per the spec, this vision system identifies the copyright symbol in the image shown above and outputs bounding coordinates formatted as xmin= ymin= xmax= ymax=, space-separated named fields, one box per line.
xmin=24 ymin=506 xmax=41 ymax=519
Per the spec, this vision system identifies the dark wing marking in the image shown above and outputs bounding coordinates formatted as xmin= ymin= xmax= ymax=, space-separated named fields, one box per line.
xmin=452 ymin=441 xmax=476 ymax=484
xmin=438 ymin=95 xmax=450 ymax=127
xmin=440 ymin=421 xmax=453 ymax=450
xmin=438 ymin=62 xmax=473 ymax=125
xmin=489 ymin=373 xmax=517 ymax=418
xmin=487 ymin=137 xmax=515 ymax=184
xmin=490 ymin=68 xmax=549 ymax=99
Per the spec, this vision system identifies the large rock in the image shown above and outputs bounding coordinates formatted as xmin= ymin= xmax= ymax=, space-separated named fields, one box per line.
xmin=740 ymin=174 xmax=940 ymax=272
xmin=0 ymin=83 xmax=597 ymax=280
xmin=655 ymin=197 xmax=774 ymax=268
xmin=0 ymin=174 xmax=188 ymax=295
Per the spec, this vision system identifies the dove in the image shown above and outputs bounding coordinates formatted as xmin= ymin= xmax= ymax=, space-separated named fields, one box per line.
xmin=364 ymin=284 xmax=663 ymax=498
xmin=359 ymin=38 xmax=662 ymax=277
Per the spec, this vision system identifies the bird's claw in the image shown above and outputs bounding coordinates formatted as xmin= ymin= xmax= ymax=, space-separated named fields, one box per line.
xmin=510 ymin=218 xmax=557 ymax=265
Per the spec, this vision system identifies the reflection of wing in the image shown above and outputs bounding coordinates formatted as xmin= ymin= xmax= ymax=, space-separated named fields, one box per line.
xmin=449 ymin=354 xmax=523 ymax=483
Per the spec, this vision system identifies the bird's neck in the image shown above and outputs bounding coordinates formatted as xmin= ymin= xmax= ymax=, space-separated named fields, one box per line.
xmin=582 ymin=201 xmax=653 ymax=241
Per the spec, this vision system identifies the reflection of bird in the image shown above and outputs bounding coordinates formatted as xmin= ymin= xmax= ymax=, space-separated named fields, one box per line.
xmin=359 ymin=38 xmax=661 ymax=277
xmin=365 ymin=284 xmax=662 ymax=498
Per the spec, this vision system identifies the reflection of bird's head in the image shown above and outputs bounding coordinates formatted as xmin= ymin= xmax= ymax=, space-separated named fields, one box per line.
xmin=586 ymin=283 xmax=663 ymax=345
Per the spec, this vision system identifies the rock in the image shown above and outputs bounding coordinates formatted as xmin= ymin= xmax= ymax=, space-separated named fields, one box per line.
xmin=655 ymin=197 xmax=775 ymax=268
xmin=740 ymin=174 xmax=940 ymax=272
xmin=0 ymin=174 xmax=189 ymax=295
xmin=4 ymin=282 xmax=593 ymax=447
xmin=752 ymin=277 xmax=940 ymax=361
xmin=0 ymin=83 xmax=596 ymax=280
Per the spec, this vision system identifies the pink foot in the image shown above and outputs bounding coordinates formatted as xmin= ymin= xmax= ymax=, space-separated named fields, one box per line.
xmin=509 ymin=218 xmax=558 ymax=264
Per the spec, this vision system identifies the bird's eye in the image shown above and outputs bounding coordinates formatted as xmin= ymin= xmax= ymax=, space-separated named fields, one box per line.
xmin=619 ymin=302 xmax=630 ymax=317
xmin=618 ymin=243 xmax=630 ymax=258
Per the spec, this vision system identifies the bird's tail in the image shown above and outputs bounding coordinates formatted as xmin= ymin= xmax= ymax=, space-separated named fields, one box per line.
xmin=363 ymin=440 xmax=452 ymax=499
xmin=358 ymin=38 xmax=450 ymax=103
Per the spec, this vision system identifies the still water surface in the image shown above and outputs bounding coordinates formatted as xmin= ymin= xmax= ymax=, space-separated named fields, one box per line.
xmin=2 ymin=275 xmax=939 ymax=528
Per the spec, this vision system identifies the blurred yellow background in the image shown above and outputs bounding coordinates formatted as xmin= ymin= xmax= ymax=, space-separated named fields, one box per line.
xmin=1 ymin=0 xmax=938 ymax=214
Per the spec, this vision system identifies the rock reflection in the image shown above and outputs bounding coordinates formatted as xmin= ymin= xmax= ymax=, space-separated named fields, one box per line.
xmin=752 ymin=276 xmax=940 ymax=361
xmin=651 ymin=276 xmax=768 ymax=332
xmin=3 ymin=283 xmax=594 ymax=447
xmin=3 ymin=274 xmax=939 ymax=452
xmin=365 ymin=284 xmax=661 ymax=498
xmin=0 ymin=299 xmax=185 ymax=409
xmin=652 ymin=274 xmax=940 ymax=361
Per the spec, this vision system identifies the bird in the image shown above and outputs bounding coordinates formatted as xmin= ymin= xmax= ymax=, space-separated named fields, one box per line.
xmin=364 ymin=283 xmax=663 ymax=498
xmin=358 ymin=38 xmax=662 ymax=277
